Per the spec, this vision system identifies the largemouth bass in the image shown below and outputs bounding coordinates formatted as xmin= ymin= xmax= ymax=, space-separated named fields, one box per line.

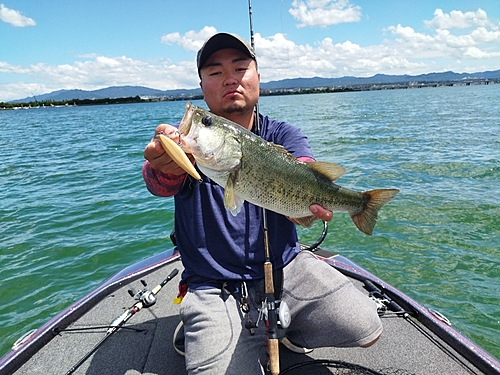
xmin=166 ymin=102 xmax=399 ymax=235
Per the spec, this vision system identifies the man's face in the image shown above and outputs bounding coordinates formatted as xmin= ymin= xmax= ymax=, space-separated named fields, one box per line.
xmin=199 ymin=48 xmax=260 ymax=121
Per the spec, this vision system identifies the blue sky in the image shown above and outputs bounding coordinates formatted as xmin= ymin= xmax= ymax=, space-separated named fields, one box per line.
xmin=1 ymin=0 xmax=499 ymax=101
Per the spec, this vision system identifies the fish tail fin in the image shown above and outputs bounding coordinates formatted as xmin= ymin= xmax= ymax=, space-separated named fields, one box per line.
xmin=351 ymin=189 xmax=399 ymax=235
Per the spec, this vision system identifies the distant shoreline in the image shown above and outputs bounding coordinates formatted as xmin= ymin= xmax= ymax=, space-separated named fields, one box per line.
xmin=1 ymin=79 xmax=497 ymax=110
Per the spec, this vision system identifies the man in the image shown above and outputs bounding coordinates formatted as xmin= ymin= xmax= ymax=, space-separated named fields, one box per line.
xmin=143 ymin=33 xmax=382 ymax=374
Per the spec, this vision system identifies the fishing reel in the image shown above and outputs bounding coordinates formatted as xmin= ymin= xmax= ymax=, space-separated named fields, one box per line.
xmin=244 ymin=299 xmax=291 ymax=331
xmin=128 ymin=279 xmax=157 ymax=307
xmin=267 ymin=299 xmax=291 ymax=329
xmin=277 ymin=300 xmax=291 ymax=329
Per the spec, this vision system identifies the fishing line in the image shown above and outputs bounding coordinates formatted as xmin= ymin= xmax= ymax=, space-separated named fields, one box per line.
xmin=279 ymin=0 xmax=291 ymax=74
xmin=252 ymin=1 xmax=327 ymax=251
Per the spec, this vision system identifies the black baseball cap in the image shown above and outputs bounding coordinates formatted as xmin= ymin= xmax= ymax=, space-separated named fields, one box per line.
xmin=197 ymin=33 xmax=256 ymax=73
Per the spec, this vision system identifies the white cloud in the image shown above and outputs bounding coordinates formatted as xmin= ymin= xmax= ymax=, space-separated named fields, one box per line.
xmin=1 ymin=26 xmax=223 ymax=101
xmin=161 ymin=26 xmax=217 ymax=51
xmin=470 ymin=27 xmax=500 ymax=43
xmin=0 ymin=55 xmax=200 ymax=102
xmin=2 ymin=11 xmax=500 ymax=103
xmin=253 ymin=33 xmax=426 ymax=81
xmin=289 ymin=0 xmax=361 ymax=28
xmin=0 ymin=4 xmax=35 ymax=27
xmin=424 ymin=8 xmax=489 ymax=30
xmin=387 ymin=10 xmax=500 ymax=61
xmin=253 ymin=7 xmax=500 ymax=81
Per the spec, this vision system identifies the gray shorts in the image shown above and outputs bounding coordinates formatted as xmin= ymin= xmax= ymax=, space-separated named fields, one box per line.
xmin=180 ymin=251 xmax=382 ymax=374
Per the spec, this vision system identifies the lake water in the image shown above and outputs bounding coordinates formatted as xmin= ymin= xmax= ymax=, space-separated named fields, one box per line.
xmin=1 ymin=84 xmax=499 ymax=360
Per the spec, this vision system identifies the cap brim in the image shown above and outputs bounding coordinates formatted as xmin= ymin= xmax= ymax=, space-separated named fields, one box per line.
xmin=197 ymin=33 xmax=255 ymax=71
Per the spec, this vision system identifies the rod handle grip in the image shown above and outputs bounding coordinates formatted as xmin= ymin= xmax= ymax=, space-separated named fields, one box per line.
xmin=264 ymin=262 xmax=274 ymax=295
xmin=153 ymin=268 xmax=179 ymax=295
xmin=268 ymin=338 xmax=280 ymax=374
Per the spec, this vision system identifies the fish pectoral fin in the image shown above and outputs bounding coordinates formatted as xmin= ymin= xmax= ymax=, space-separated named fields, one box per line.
xmin=223 ymin=172 xmax=244 ymax=216
xmin=292 ymin=215 xmax=318 ymax=228
xmin=305 ymin=162 xmax=346 ymax=182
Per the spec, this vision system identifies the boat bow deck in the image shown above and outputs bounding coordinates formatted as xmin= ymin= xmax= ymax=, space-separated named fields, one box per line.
xmin=3 ymin=249 xmax=499 ymax=375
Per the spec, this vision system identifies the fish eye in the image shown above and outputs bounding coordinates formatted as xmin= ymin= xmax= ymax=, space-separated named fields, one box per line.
xmin=201 ymin=116 xmax=213 ymax=126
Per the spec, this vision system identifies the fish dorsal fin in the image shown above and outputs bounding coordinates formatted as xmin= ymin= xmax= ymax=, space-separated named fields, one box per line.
xmin=269 ymin=140 xmax=346 ymax=181
xmin=269 ymin=141 xmax=345 ymax=181
xmin=270 ymin=142 xmax=297 ymax=159
xmin=306 ymin=161 xmax=346 ymax=182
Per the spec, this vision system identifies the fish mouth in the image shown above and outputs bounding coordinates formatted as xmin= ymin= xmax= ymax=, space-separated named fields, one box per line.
xmin=155 ymin=102 xmax=202 ymax=181
xmin=178 ymin=102 xmax=195 ymax=136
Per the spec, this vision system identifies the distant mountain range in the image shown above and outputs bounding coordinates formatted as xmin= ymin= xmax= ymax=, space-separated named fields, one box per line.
xmin=18 ymin=86 xmax=203 ymax=103
xmin=13 ymin=69 xmax=500 ymax=103
xmin=260 ymin=69 xmax=500 ymax=90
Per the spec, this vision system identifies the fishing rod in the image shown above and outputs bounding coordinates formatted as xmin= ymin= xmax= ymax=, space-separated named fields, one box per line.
xmin=248 ymin=1 xmax=280 ymax=374
xmin=248 ymin=0 xmax=261 ymax=136
xmin=248 ymin=0 xmax=328 ymax=254
xmin=64 ymin=268 xmax=179 ymax=375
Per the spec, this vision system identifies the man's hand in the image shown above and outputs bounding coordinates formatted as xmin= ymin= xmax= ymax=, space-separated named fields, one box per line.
xmin=309 ymin=204 xmax=333 ymax=221
xmin=287 ymin=204 xmax=333 ymax=225
xmin=144 ymin=124 xmax=194 ymax=175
